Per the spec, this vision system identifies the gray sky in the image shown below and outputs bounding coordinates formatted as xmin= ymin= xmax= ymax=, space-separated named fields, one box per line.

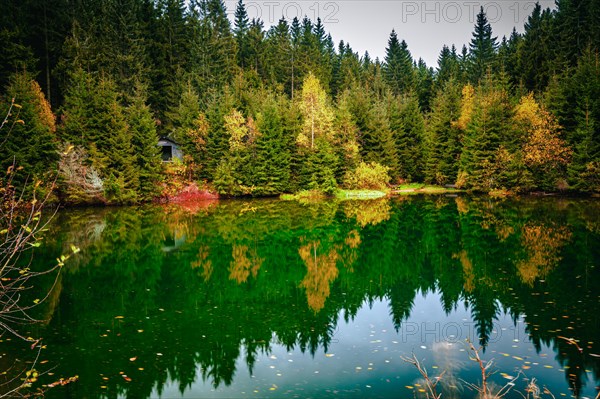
xmin=225 ymin=0 xmax=555 ymax=67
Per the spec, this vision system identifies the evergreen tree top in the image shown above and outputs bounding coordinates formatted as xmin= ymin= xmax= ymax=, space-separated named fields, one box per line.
xmin=233 ymin=0 xmax=249 ymax=37
xmin=469 ymin=7 xmax=498 ymax=56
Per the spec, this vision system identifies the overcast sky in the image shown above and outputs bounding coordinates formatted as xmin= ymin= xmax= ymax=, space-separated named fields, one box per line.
xmin=225 ymin=0 xmax=555 ymax=67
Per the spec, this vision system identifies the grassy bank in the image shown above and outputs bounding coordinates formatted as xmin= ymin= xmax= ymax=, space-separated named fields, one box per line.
xmin=392 ymin=183 xmax=462 ymax=195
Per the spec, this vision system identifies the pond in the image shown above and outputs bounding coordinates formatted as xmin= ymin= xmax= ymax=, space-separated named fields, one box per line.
xmin=1 ymin=196 xmax=599 ymax=398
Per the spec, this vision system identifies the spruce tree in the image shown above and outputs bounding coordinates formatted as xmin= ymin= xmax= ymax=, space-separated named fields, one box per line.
xmin=565 ymin=48 xmax=600 ymax=192
xmin=60 ymin=70 xmax=139 ymax=202
xmin=468 ymin=7 xmax=498 ymax=83
xmin=254 ymin=99 xmax=291 ymax=194
xmin=517 ymin=4 xmax=553 ymax=92
xmin=416 ymin=58 xmax=434 ymax=111
xmin=127 ymin=82 xmax=162 ymax=201
xmin=436 ymin=45 xmax=461 ymax=88
xmin=383 ymin=30 xmax=416 ymax=95
xmin=246 ymin=19 xmax=265 ymax=73
xmin=458 ymin=78 xmax=513 ymax=190
xmin=334 ymin=91 xmax=361 ymax=180
xmin=233 ymin=0 xmax=250 ymax=68
xmin=423 ymin=79 xmax=462 ymax=184
xmin=395 ymin=92 xmax=425 ymax=181
xmin=1 ymin=72 xmax=58 ymax=188
xmin=363 ymin=99 xmax=398 ymax=178
xmin=205 ymin=89 xmax=237 ymax=178
xmin=263 ymin=18 xmax=293 ymax=95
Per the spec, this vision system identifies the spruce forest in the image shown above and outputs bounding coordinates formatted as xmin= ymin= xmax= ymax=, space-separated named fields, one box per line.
xmin=1 ymin=0 xmax=599 ymax=204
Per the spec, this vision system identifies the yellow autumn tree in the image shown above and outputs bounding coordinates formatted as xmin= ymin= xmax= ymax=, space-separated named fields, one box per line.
xmin=514 ymin=93 xmax=572 ymax=190
xmin=224 ymin=109 xmax=248 ymax=152
xmin=453 ymin=83 xmax=475 ymax=131
xmin=298 ymin=72 xmax=335 ymax=149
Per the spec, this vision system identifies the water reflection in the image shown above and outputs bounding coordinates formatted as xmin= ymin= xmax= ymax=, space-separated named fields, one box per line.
xmin=2 ymin=196 xmax=599 ymax=398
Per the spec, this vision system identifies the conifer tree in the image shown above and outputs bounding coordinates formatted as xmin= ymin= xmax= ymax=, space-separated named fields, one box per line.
xmin=458 ymin=78 xmax=513 ymax=191
xmin=127 ymin=82 xmax=162 ymax=201
xmin=423 ymin=79 xmax=462 ymax=184
xmin=394 ymin=92 xmax=425 ymax=181
xmin=363 ymin=99 xmax=398 ymax=178
xmin=334 ymin=91 xmax=361 ymax=180
xmin=564 ymin=48 xmax=600 ymax=192
xmin=205 ymin=89 xmax=237 ymax=178
xmin=468 ymin=7 xmax=498 ymax=83
xmin=383 ymin=30 xmax=416 ymax=95
xmin=233 ymin=0 xmax=250 ymax=68
xmin=60 ymin=70 xmax=138 ymax=202
xmin=263 ymin=18 xmax=293 ymax=94
xmin=517 ymin=4 xmax=553 ymax=92
xmin=435 ymin=45 xmax=460 ymax=87
xmin=254 ymin=98 xmax=291 ymax=194
xmin=246 ymin=19 xmax=265 ymax=73
xmin=415 ymin=58 xmax=434 ymax=111
xmin=1 ymin=72 xmax=58 ymax=187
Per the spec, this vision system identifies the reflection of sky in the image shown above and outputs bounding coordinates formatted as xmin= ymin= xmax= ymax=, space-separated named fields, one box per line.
xmin=154 ymin=292 xmax=597 ymax=398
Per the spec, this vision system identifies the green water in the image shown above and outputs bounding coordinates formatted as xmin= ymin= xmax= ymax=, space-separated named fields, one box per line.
xmin=1 ymin=196 xmax=599 ymax=398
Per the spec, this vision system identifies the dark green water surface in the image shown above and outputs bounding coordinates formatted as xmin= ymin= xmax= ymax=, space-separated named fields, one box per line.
xmin=1 ymin=196 xmax=599 ymax=398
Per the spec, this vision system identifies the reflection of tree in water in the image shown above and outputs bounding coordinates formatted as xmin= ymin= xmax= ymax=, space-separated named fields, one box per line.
xmin=298 ymin=239 xmax=339 ymax=312
xmin=229 ymin=244 xmax=263 ymax=284
xmin=516 ymin=223 xmax=571 ymax=285
xmin=455 ymin=250 xmax=475 ymax=293
xmin=190 ymin=244 xmax=212 ymax=281
xmin=14 ymin=197 xmax=600 ymax=398
xmin=343 ymin=198 xmax=391 ymax=227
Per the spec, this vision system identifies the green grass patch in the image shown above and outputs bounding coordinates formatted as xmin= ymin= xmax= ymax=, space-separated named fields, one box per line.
xmin=335 ymin=189 xmax=388 ymax=199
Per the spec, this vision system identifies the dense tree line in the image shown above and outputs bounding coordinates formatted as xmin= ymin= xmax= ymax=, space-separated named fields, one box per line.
xmin=1 ymin=0 xmax=599 ymax=203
